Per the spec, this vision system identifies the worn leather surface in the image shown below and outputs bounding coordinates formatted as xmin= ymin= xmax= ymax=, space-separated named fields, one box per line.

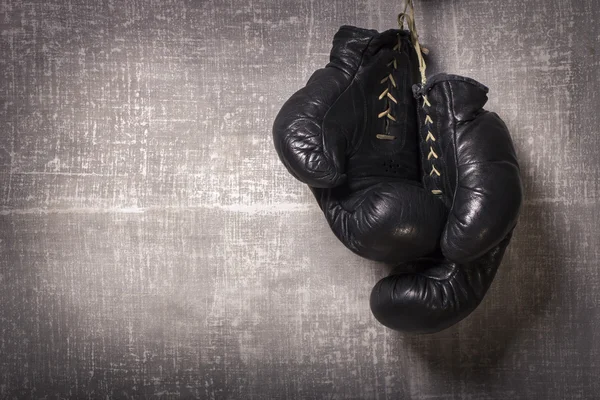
xmin=273 ymin=26 xmax=522 ymax=333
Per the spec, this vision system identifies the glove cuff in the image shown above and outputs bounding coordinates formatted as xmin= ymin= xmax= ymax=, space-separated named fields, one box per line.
xmin=413 ymin=73 xmax=490 ymax=122
xmin=329 ymin=25 xmax=409 ymax=76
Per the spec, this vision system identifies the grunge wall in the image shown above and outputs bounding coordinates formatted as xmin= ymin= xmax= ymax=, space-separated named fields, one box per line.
xmin=0 ymin=0 xmax=598 ymax=398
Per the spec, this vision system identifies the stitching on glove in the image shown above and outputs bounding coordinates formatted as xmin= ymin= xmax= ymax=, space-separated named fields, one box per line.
xmin=399 ymin=1 xmax=445 ymax=196
xmin=379 ymin=74 xmax=397 ymax=87
xmin=430 ymin=165 xmax=441 ymax=176
xmin=378 ymin=88 xmax=389 ymax=100
xmin=423 ymin=95 xmax=431 ymax=107
xmin=376 ymin=134 xmax=396 ymax=140
xmin=376 ymin=36 xmax=402 ymax=141
xmin=424 ymin=112 xmax=440 ymax=177
xmin=427 ymin=147 xmax=438 ymax=160
xmin=423 ymin=98 xmax=442 ymax=194
xmin=400 ymin=0 xmax=445 ymax=195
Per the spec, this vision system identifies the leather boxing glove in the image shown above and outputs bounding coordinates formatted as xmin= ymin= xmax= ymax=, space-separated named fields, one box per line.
xmin=273 ymin=26 xmax=522 ymax=333
xmin=273 ymin=26 xmax=448 ymax=263
xmin=370 ymin=74 xmax=522 ymax=333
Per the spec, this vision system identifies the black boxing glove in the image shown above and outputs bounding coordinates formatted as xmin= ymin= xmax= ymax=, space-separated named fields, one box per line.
xmin=274 ymin=26 xmax=447 ymax=263
xmin=370 ymin=74 xmax=522 ymax=333
xmin=273 ymin=26 xmax=522 ymax=333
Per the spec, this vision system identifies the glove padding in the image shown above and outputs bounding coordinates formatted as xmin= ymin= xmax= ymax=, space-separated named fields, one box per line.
xmin=273 ymin=26 xmax=522 ymax=333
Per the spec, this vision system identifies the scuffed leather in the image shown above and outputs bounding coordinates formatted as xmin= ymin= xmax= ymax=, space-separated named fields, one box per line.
xmin=273 ymin=26 xmax=522 ymax=333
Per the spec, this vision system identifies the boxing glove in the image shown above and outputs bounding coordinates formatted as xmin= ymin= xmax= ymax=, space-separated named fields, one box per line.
xmin=274 ymin=26 xmax=447 ymax=263
xmin=273 ymin=26 xmax=522 ymax=333
xmin=370 ymin=74 xmax=522 ymax=333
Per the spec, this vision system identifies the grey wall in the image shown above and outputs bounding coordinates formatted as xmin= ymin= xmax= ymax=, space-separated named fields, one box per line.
xmin=0 ymin=0 xmax=598 ymax=399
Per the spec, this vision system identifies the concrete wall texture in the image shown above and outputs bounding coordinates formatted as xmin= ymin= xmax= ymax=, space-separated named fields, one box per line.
xmin=1 ymin=0 xmax=598 ymax=398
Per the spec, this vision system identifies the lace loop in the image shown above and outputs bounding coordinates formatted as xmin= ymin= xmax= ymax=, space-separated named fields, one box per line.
xmin=399 ymin=1 xmax=442 ymax=195
xmin=398 ymin=0 xmax=427 ymax=85
xmin=376 ymin=38 xmax=402 ymax=140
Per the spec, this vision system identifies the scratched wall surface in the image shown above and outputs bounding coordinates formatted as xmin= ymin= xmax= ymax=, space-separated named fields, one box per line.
xmin=0 ymin=0 xmax=598 ymax=398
